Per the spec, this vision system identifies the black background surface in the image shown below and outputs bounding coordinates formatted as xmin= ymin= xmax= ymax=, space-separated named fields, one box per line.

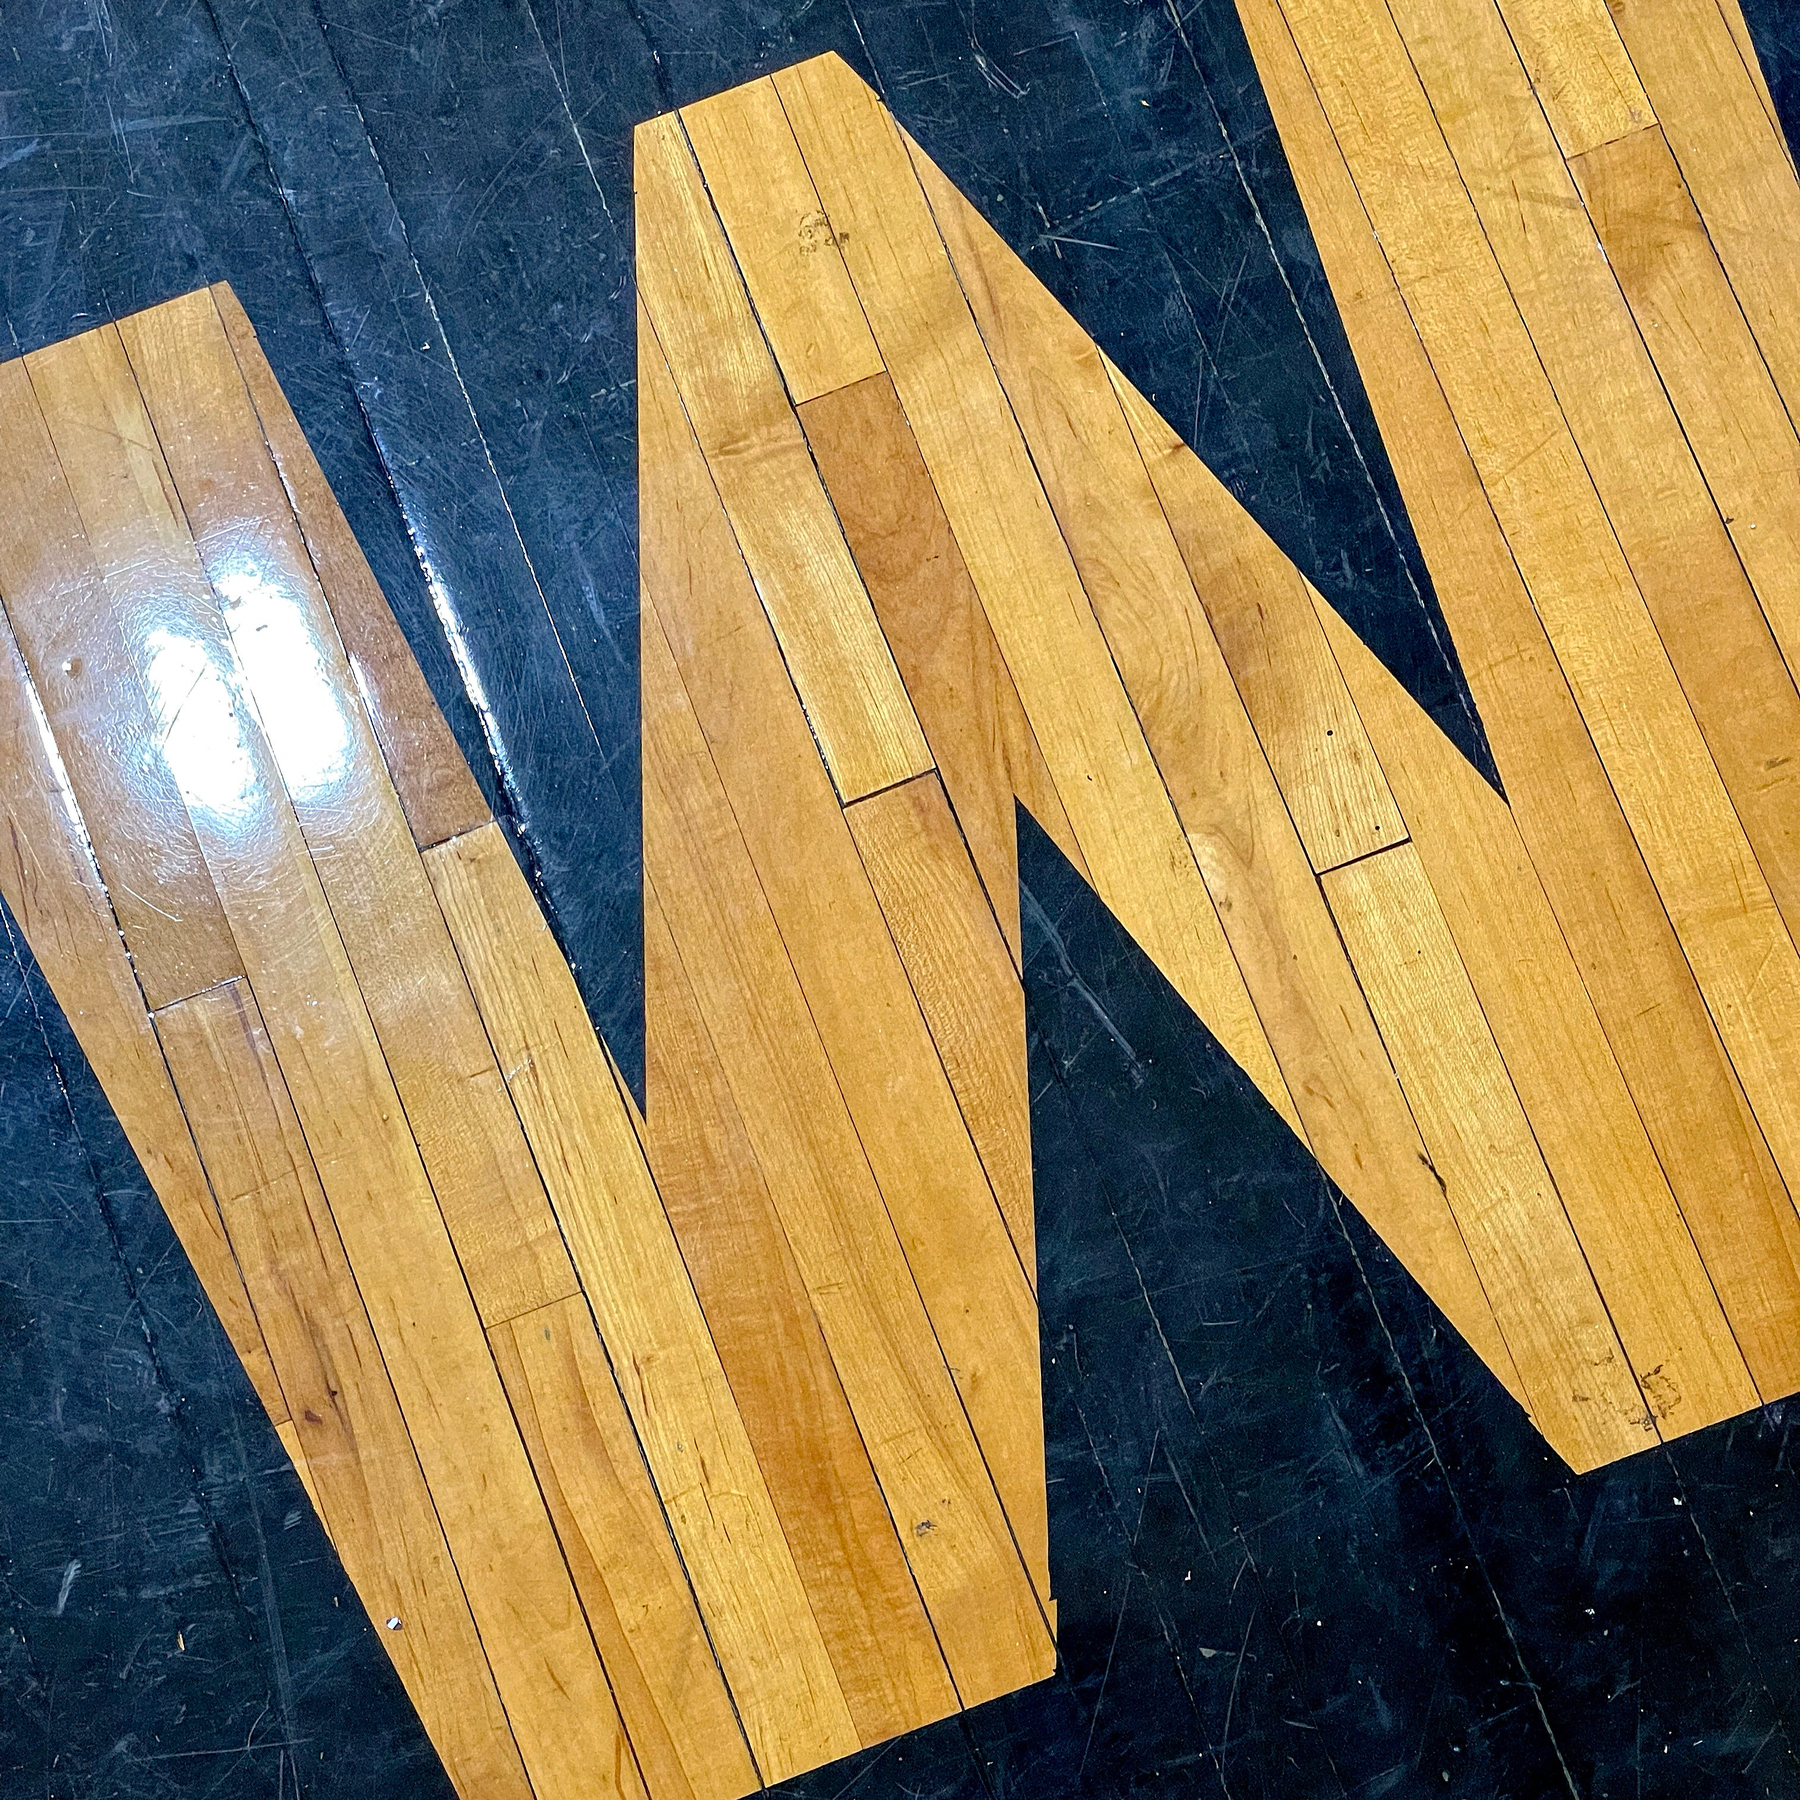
xmin=2 ymin=3 xmax=1797 ymax=1793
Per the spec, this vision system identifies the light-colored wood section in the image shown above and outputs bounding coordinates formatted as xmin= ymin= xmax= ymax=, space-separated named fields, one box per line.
xmin=798 ymin=372 xmax=1086 ymax=961
xmin=489 ymin=1296 xmax=759 ymax=1800
xmin=1274 ymin=0 xmax=1800 ymax=1235
xmin=118 ymin=289 xmax=573 ymax=1328
xmin=639 ymin=318 xmax=1051 ymax=1611
xmin=633 ymin=118 xmax=929 ymax=802
xmin=1392 ymin=0 xmax=1800 ymax=954
xmin=155 ymin=980 xmax=533 ymax=1800
xmin=1610 ymin=0 xmax=1800 ymax=423
xmin=425 ymin=821 xmax=855 ymax=1782
xmin=0 ymin=358 xmax=241 ymax=1011
xmin=1243 ymin=0 xmax=1797 ymax=1409
xmin=1716 ymin=0 xmax=1786 ymax=148
xmin=642 ymin=886 xmax=960 ymax=1747
xmin=1490 ymin=0 xmax=1651 ymax=158
xmin=1318 ymin=604 xmax=1774 ymax=1422
xmin=641 ymin=599 xmax=1054 ymax=1710
xmin=1572 ymin=125 xmax=1800 ymax=688
xmin=912 ymin=151 xmax=1519 ymax=1400
xmin=32 ymin=321 xmax=643 ymax=1800
xmin=681 ymin=78 xmax=885 ymax=405
xmin=1104 ymin=357 xmax=1403 ymax=874
xmin=0 ymin=604 xmax=283 ymax=1422
xmin=1321 ymin=844 xmax=1652 ymax=1471
xmin=209 ymin=283 xmax=491 ymax=851
xmin=777 ymin=56 xmax=1295 ymax=1134
xmin=846 ymin=775 xmax=1036 ymax=1272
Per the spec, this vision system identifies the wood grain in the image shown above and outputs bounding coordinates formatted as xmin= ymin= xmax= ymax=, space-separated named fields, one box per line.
xmin=1317 ymin=600 xmax=1773 ymax=1424
xmin=425 ymin=818 xmax=857 ymax=1784
xmin=634 ymin=117 xmax=929 ymax=801
xmin=1104 ymin=355 xmax=1403 ymax=874
xmin=0 ymin=355 xmax=241 ymax=1010
xmin=489 ymin=1295 xmax=760 ymax=1800
xmin=913 ymin=156 xmax=1517 ymax=1398
xmin=1322 ymin=844 xmax=1653 ymax=1472
xmin=1490 ymin=0 xmax=1652 ymax=157
xmin=1391 ymin=0 xmax=1800 ymax=995
xmin=846 ymin=774 xmax=1036 ymax=1271
xmin=120 ymin=287 xmax=576 ymax=1329
xmin=641 ymin=596 xmax=1054 ymax=1710
xmin=1237 ymin=0 xmax=1793 ymax=1413
xmin=798 ymin=371 xmax=1086 ymax=962
xmin=681 ymin=78 xmax=885 ymax=404
xmin=1274 ymin=0 xmax=1800 ymax=1296
xmin=0 ymin=601 xmax=282 ymax=1422
xmin=1610 ymin=0 xmax=1800 ymax=425
xmin=33 ymin=319 xmax=643 ymax=1800
xmin=1571 ymin=125 xmax=1800 ymax=691
xmin=640 ymin=318 xmax=1051 ymax=1608
xmin=642 ymin=885 xmax=960 ymax=1747
xmin=777 ymin=54 xmax=1294 ymax=1134
xmin=156 ymin=980 xmax=534 ymax=1800
xmin=209 ymin=283 xmax=490 ymax=851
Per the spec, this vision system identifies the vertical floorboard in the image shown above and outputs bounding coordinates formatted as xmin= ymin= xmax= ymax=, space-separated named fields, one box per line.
xmin=797 ymin=371 xmax=1087 ymax=962
xmin=120 ymin=288 xmax=579 ymax=1329
xmin=425 ymin=819 xmax=856 ymax=1785
xmin=639 ymin=317 xmax=1051 ymax=1611
xmin=633 ymin=123 xmax=929 ymax=803
xmin=641 ymin=598 xmax=1054 ymax=1711
xmin=155 ymin=980 xmax=535 ymax=1800
xmin=27 ymin=319 xmax=647 ymax=1800
xmin=210 ymin=283 xmax=491 ymax=851
xmin=641 ymin=884 xmax=961 ymax=1749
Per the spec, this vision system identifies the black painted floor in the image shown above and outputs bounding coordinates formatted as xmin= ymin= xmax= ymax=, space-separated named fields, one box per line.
xmin=3 ymin=2 xmax=1799 ymax=1793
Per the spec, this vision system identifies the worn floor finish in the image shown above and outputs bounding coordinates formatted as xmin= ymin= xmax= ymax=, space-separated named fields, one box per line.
xmin=6 ymin=1 xmax=1800 ymax=1797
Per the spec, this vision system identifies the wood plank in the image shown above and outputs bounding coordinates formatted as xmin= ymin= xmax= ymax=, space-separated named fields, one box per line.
xmin=1716 ymin=0 xmax=1787 ymax=151
xmin=31 ymin=318 xmax=643 ymax=1800
xmin=0 ymin=357 xmax=241 ymax=1010
xmin=489 ymin=1295 xmax=760 ymax=1800
xmin=681 ymin=78 xmax=885 ymax=405
xmin=1571 ymin=125 xmax=1800 ymax=689
xmin=1391 ymin=0 xmax=1800 ymax=992
xmin=1610 ymin=0 xmax=1800 ymax=421
xmin=798 ymin=371 xmax=1087 ymax=962
xmin=155 ymin=980 xmax=534 ymax=1800
xmin=209 ymin=283 xmax=490 ymax=851
xmin=775 ymin=55 xmax=1296 ymax=1136
xmin=845 ymin=774 xmax=1035 ymax=1272
xmin=424 ymin=819 xmax=858 ymax=1783
xmin=117 ymin=288 xmax=576 ymax=1329
xmin=633 ymin=118 xmax=929 ymax=802
xmin=1279 ymin=0 xmax=1800 ymax=1249
xmin=1236 ymin=0 xmax=1792 ymax=1416
xmin=1104 ymin=356 xmax=1404 ymax=874
xmin=639 ymin=316 xmax=1052 ymax=1609
xmin=1489 ymin=0 xmax=1652 ymax=158
xmin=1321 ymin=844 xmax=1653 ymax=1471
xmin=642 ymin=884 xmax=960 ymax=1748
xmin=0 ymin=602 xmax=282 ymax=1423
xmin=1317 ymin=602 xmax=1773 ymax=1424
xmin=640 ymin=597 xmax=1054 ymax=1710
xmin=910 ymin=154 xmax=1520 ymax=1400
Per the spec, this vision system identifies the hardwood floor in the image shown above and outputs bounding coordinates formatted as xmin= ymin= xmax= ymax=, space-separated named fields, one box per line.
xmin=5 ymin=14 xmax=1800 ymax=1793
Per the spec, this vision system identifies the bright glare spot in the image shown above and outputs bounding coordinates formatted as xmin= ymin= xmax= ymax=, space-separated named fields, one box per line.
xmin=144 ymin=629 xmax=255 ymax=817
xmin=215 ymin=565 xmax=349 ymax=799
